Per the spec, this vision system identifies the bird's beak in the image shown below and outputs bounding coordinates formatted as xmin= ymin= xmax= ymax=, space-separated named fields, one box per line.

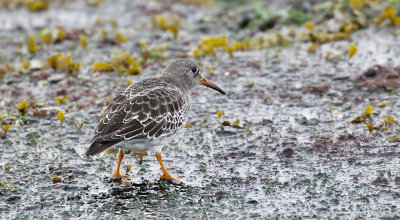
xmin=200 ymin=76 xmax=226 ymax=95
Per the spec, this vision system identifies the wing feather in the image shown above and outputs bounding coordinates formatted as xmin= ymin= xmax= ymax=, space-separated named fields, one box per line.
xmin=87 ymin=78 xmax=189 ymax=156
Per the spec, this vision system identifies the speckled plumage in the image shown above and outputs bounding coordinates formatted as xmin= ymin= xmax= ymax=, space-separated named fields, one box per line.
xmin=85 ymin=77 xmax=189 ymax=156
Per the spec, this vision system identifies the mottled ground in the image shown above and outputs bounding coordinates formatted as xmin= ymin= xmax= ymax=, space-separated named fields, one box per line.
xmin=1 ymin=0 xmax=400 ymax=219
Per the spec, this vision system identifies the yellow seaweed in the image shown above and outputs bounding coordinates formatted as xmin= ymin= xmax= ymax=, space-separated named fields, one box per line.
xmin=304 ymin=22 xmax=313 ymax=31
xmin=111 ymin=53 xmax=141 ymax=75
xmin=364 ymin=121 xmax=374 ymax=132
xmin=307 ymin=43 xmax=317 ymax=53
xmin=2 ymin=125 xmax=11 ymax=133
xmin=349 ymin=0 xmax=365 ymax=11
xmin=55 ymin=96 xmax=68 ymax=105
xmin=92 ymin=62 xmax=113 ymax=71
xmin=348 ymin=44 xmax=357 ymax=59
xmin=17 ymin=99 xmax=29 ymax=115
xmin=376 ymin=6 xmax=400 ymax=27
xmin=217 ymin=111 xmax=223 ymax=119
xmin=109 ymin=19 xmax=118 ymax=27
xmin=24 ymin=0 xmax=49 ymax=11
xmin=364 ymin=105 xmax=373 ymax=115
xmin=80 ymin=35 xmax=87 ymax=49
xmin=47 ymin=53 xmax=81 ymax=74
xmin=152 ymin=15 xmax=182 ymax=39
xmin=57 ymin=111 xmax=65 ymax=123
xmin=115 ymin=32 xmax=127 ymax=44
xmin=27 ymin=35 xmax=37 ymax=53
xmin=21 ymin=60 xmax=30 ymax=69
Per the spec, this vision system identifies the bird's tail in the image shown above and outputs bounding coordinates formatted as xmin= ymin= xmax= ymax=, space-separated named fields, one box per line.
xmin=85 ymin=141 xmax=118 ymax=156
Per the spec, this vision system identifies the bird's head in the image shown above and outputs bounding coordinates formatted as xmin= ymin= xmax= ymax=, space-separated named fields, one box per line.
xmin=162 ymin=58 xmax=226 ymax=95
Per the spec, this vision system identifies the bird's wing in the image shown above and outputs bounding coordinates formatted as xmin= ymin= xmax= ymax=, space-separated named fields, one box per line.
xmin=92 ymin=81 xmax=188 ymax=143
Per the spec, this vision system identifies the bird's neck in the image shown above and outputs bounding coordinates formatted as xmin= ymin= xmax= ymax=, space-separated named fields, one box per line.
xmin=161 ymin=75 xmax=192 ymax=94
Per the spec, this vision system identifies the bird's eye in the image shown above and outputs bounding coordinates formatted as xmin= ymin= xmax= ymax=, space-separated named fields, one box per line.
xmin=191 ymin=67 xmax=199 ymax=75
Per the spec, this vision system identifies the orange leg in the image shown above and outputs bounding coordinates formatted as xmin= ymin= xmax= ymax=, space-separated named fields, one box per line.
xmin=156 ymin=152 xmax=179 ymax=181
xmin=108 ymin=149 xmax=134 ymax=178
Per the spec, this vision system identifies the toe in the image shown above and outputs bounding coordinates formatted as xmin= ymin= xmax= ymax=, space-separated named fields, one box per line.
xmin=160 ymin=173 xmax=180 ymax=181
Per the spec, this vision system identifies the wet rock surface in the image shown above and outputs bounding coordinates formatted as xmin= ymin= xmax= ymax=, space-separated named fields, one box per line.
xmin=1 ymin=0 xmax=400 ymax=219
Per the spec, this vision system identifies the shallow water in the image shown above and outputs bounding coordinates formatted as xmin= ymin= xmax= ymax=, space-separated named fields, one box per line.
xmin=1 ymin=0 xmax=400 ymax=219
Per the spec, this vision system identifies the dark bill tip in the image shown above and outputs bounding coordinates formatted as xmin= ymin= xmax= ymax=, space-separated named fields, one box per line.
xmin=201 ymin=77 xmax=226 ymax=95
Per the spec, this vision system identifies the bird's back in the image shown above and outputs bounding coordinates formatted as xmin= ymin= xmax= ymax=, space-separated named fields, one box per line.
xmin=85 ymin=77 xmax=189 ymax=156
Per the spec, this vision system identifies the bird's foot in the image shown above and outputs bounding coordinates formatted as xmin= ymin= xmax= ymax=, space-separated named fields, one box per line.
xmin=160 ymin=172 xmax=179 ymax=181
xmin=107 ymin=172 xmax=134 ymax=179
